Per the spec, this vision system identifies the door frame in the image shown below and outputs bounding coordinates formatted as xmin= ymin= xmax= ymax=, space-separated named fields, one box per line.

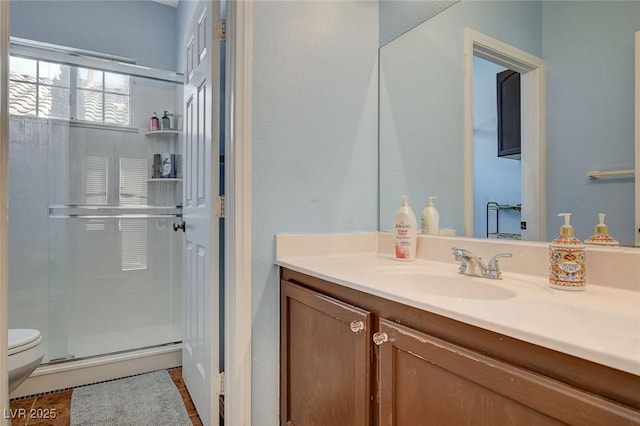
xmin=464 ymin=28 xmax=546 ymax=241
xmin=635 ymin=31 xmax=639 ymax=247
xmin=225 ymin=2 xmax=253 ymax=425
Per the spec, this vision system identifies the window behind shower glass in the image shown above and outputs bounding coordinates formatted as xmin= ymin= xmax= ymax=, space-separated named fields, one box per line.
xmin=75 ymin=67 xmax=131 ymax=126
xmin=8 ymin=56 xmax=70 ymax=119
xmin=9 ymin=54 xmax=145 ymax=273
xmin=8 ymin=55 xmax=131 ymax=126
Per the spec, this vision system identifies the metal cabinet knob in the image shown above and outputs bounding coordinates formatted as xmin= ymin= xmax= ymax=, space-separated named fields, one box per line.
xmin=373 ymin=332 xmax=388 ymax=346
xmin=173 ymin=221 xmax=185 ymax=232
xmin=350 ymin=320 xmax=365 ymax=333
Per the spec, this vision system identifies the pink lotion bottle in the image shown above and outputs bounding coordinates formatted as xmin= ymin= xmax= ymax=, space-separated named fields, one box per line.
xmin=394 ymin=195 xmax=418 ymax=261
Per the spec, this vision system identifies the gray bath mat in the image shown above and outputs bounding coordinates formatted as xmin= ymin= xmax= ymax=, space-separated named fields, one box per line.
xmin=70 ymin=370 xmax=191 ymax=426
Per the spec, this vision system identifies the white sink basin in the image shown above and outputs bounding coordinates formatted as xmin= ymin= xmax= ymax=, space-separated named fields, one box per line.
xmin=372 ymin=269 xmax=516 ymax=300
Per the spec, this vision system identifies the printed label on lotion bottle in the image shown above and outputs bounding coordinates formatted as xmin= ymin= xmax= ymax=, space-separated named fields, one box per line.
xmin=394 ymin=221 xmax=413 ymax=259
xmin=393 ymin=196 xmax=418 ymax=261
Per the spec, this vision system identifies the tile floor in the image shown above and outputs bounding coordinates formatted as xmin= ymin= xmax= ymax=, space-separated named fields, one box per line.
xmin=8 ymin=368 xmax=202 ymax=426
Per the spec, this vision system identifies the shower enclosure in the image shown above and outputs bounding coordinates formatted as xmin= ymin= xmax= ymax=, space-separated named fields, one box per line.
xmin=7 ymin=39 xmax=184 ymax=364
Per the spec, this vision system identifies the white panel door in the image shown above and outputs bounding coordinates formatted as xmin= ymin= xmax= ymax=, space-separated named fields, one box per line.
xmin=182 ymin=1 xmax=222 ymax=424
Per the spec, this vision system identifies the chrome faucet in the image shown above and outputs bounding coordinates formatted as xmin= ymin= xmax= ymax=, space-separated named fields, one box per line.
xmin=451 ymin=247 xmax=512 ymax=280
xmin=451 ymin=247 xmax=486 ymax=277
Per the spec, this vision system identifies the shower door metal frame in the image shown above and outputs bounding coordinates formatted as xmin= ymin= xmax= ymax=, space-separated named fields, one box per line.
xmin=10 ymin=37 xmax=183 ymax=85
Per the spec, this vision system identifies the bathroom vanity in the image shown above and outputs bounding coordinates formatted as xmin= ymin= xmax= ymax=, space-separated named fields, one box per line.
xmin=277 ymin=236 xmax=640 ymax=425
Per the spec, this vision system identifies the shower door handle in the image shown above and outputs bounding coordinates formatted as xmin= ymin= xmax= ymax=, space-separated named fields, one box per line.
xmin=173 ymin=220 xmax=185 ymax=232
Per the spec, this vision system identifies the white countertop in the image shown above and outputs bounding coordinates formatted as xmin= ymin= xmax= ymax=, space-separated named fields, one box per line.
xmin=277 ymin=252 xmax=640 ymax=376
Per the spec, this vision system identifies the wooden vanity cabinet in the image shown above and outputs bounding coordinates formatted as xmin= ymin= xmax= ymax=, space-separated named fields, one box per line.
xmin=281 ymin=268 xmax=640 ymax=426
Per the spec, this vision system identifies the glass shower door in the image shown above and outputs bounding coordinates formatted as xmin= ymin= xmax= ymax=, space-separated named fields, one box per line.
xmin=45 ymin=75 xmax=183 ymax=361
xmin=8 ymin=49 xmax=184 ymax=364
xmin=47 ymin=208 xmax=183 ymax=360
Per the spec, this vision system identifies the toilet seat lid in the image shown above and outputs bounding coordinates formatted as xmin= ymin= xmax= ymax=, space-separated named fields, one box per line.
xmin=8 ymin=329 xmax=41 ymax=353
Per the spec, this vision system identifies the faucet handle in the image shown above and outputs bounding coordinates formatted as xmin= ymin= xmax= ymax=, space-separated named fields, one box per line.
xmin=486 ymin=253 xmax=512 ymax=279
xmin=451 ymin=247 xmax=473 ymax=258
xmin=451 ymin=247 xmax=469 ymax=274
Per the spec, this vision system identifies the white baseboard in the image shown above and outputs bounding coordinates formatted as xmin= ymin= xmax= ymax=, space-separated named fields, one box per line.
xmin=10 ymin=344 xmax=181 ymax=399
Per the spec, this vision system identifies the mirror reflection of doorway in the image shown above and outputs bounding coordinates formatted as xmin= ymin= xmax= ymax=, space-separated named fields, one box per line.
xmin=472 ymin=57 xmax=522 ymax=239
xmin=464 ymin=28 xmax=545 ymax=241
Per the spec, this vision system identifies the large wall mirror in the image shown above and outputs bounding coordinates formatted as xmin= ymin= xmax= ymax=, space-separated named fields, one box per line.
xmin=379 ymin=0 xmax=639 ymax=247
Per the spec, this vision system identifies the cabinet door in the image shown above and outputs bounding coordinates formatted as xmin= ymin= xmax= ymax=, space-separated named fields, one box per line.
xmin=281 ymin=280 xmax=372 ymax=426
xmin=377 ymin=319 xmax=639 ymax=426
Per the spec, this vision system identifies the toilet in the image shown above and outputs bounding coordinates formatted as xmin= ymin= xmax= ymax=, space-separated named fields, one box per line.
xmin=8 ymin=329 xmax=43 ymax=393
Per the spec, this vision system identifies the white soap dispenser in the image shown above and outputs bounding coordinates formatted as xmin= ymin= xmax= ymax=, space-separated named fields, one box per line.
xmin=549 ymin=213 xmax=586 ymax=291
xmin=421 ymin=196 xmax=440 ymax=235
xmin=394 ymin=195 xmax=418 ymax=261
xmin=585 ymin=213 xmax=619 ymax=246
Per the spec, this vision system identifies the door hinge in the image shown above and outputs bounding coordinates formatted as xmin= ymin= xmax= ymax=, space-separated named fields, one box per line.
xmin=219 ymin=371 xmax=225 ymax=396
xmin=219 ymin=195 xmax=225 ymax=218
xmin=220 ymin=19 xmax=226 ymax=42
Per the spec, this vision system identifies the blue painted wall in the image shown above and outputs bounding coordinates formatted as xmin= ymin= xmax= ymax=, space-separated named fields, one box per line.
xmin=250 ymin=1 xmax=379 ymax=422
xmin=10 ymin=0 xmax=177 ymax=71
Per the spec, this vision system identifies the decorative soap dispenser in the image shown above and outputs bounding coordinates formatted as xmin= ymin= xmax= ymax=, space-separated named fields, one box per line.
xmin=585 ymin=213 xmax=619 ymax=246
xmin=394 ymin=195 xmax=418 ymax=261
xmin=549 ymin=213 xmax=586 ymax=291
